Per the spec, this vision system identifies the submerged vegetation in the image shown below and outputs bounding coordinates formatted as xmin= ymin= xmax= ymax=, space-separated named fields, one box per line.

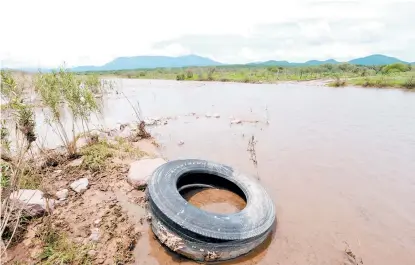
xmin=82 ymin=62 xmax=414 ymax=89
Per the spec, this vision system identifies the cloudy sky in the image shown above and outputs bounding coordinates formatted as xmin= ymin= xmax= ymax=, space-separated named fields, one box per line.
xmin=1 ymin=0 xmax=414 ymax=68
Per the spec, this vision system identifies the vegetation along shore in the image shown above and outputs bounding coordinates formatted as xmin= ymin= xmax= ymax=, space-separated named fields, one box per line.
xmin=80 ymin=62 xmax=415 ymax=90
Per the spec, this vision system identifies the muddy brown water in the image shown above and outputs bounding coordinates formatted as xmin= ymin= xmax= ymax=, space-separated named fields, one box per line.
xmin=26 ymin=79 xmax=415 ymax=264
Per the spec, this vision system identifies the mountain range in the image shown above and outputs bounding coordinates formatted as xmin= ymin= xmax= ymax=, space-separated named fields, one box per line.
xmin=4 ymin=54 xmax=414 ymax=73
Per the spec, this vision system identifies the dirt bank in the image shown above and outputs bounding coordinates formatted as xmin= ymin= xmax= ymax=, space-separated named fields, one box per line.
xmin=2 ymin=126 xmax=161 ymax=264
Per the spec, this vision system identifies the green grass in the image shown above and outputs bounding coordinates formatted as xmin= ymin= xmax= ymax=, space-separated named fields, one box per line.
xmin=80 ymin=138 xmax=147 ymax=171
xmin=80 ymin=140 xmax=114 ymax=171
xmin=350 ymin=73 xmax=415 ymax=89
xmin=37 ymin=221 xmax=92 ymax=265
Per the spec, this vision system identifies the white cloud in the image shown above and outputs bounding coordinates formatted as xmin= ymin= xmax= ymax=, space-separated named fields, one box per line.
xmin=1 ymin=0 xmax=414 ymax=67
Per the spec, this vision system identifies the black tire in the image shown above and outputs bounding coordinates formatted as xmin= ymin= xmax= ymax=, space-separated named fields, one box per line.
xmin=147 ymin=159 xmax=275 ymax=262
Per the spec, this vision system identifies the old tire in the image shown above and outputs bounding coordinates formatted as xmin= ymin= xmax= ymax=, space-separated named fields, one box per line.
xmin=147 ymin=159 xmax=275 ymax=262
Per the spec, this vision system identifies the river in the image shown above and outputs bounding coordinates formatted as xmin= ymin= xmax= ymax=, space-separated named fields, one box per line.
xmin=31 ymin=79 xmax=415 ymax=264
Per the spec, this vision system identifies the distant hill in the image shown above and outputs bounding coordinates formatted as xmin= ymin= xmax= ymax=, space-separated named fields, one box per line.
xmin=248 ymin=60 xmax=292 ymax=66
xmin=250 ymin=59 xmax=340 ymax=67
xmin=72 ymin=55 xmax=222 ymax=72
xmin=305 ymin=59 xmax=340 ymax=66
xmin=348 ymin=54 xmax=407 ymax=65
xmin=3 ymin=54 xmax=413 ymax=72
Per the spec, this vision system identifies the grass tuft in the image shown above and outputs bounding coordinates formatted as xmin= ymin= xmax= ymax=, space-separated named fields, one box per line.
xmin=36 ymin=220 xmax=92 ymax=265
xmin=80 ymin=140 xmax=114 ymax=171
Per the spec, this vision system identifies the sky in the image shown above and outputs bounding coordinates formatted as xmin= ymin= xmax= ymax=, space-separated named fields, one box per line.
xmin=1 ymin=0 xmax=414 ymax=68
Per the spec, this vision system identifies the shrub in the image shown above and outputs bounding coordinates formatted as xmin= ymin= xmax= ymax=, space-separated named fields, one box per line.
xmin=381 ymin=63 xmax=411 ymax=74
xmin=35 ymin=66 xmax=101 ymax=156
xmin=403 ymin=76 xmax=415 ymax=89
xmin=186 ymin=70 xmax=194 ymax=79
xmin=176 ymin=73 xmax=185 ymax=81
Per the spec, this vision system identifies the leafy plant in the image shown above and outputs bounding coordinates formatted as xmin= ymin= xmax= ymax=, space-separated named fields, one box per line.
xmin=35 ymin=66 xmax=101 ymax=156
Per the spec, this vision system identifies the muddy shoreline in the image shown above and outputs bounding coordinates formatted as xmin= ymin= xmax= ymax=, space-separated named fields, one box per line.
xmin=2 ymin=78 xmax=415 ymax=265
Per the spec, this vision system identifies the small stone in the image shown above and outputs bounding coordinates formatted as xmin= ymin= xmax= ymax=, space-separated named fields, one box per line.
xmin=163 ymin=120 xmax=168 ymax=125
xmin=118 ymin=126 xmax=132 ymax=138
xmin=76 ymin=137 xmax=89 ymax=149
xmin=70 ymin=178 xmax=89 ymax=193
xmin=87 ymin=250 xmax=97 ymax=257
xmin=213 ymin=113 xmax=220 ymax=118
xmin=230 ymin=119 xmax=242 ymax=124
xmin=94 ymin=219 xmax=101 ymax=226
xmin=68 ymin=157 xmax=83 ymax=167
xmin=205 ymin=113 xmax=212 ymax=118
xmin=56 ymin=189 xmax=68 ymax=200
xmin=9 ymin=189 xmax=55 ymax=217
xmin=54 ymin=169 xmax=62 ymax=174
xmin=89 ymin=228 xmax=100 ymax=241
xmin=127 ymin=158 xmax=167 ymax=189
xmin=178 ymin=140 xmax=184 ymax=146
xmin=144 ymin=119 xmax=157 ymax=126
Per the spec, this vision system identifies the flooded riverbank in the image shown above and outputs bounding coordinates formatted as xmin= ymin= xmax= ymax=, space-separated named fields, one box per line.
xmin=12 ymin=79 xmax=415 ymax=264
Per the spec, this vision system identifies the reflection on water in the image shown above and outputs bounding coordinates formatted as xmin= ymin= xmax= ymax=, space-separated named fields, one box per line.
xmin=17 ymin=79 xmax=415 ymax=264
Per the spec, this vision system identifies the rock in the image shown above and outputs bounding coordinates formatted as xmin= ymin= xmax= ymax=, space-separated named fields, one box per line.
xmin=89 ymin=228 xmax=100 ymax=241
xmin=118 ymin=126 xmax=132 ymax=138
xmin=127 ymin=158 xmax=167 ymax=189
xmin=231 ymin=119 xmax=242 ymax=124
xmin=163 ymin=120 xmax=168 ymax=125
xmin=88 ymin=250 xmax=97 ymax=257
xmin=94 ymin=219 xmax=101 ymax=226
xmin=54 ymin=169 xmax=62 ymax=174
xmin=9 ymin=189 xmax=55 ymax=216
xmin=153 ymin=117 xmax=161 ymax=121
xmin=205 ymin=113 xmax=212 ymax=118
xmin=68 ymin=157 xmax=83 ymax=167
xmin=90 ymin=129 xmax=108 ymax=140
xmin=213 ymin=113 xmax=220 ymax=118
xmin=70 ymin=178 xmax=89 ymax=193
xmin=56 ymin=189 xmax=69 ymax=200
xmin=76 ymin=137 xmax=89 ymax=149
xmin=178 ymin=140 xmax=184 ymax=146
xmin=144 ymin=119 xmax=157 ymax=126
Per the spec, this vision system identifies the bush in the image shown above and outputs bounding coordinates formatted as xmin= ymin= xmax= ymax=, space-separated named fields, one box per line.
xmin=381 ymin=63 xmax=411 ymax=74
xmin=176 ymin=73 xmax=185 ymax=81
xmin=403 ymin=76 xmax=415 ymax=89
xmin=186 ymin=70 xmax=194 ymax=79
xmin=35 ymin=66 xmax=100 ymax=156
xmin=330 ymin=77 xmax=347 ymax=87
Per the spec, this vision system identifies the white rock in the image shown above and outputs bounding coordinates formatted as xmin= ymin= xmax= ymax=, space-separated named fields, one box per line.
xmin=127 ymin=158 xmax=167 ymax=189
xmin=70 ymin=178 xmax=89 ymax=193
xmin=9 ymin=189 xmax=55 ymax=216
xmin=153 ymin=117 xmax=161 ymax=121
xmin=230 ymin=119 xmax=242 ymax=124
xmin=90 ymin=129 xmax=108 ymax=140
xmin=118 ymin=126 xmax=132 ymax=138
xmin=205 ymin=113 xmax=212 ymax=118
xmin=94 ymin=219 xmax=101 ymax=226
xmin=89 ymin=228 xmax=100 ymax=241
xmin=56 ymin=189 xmax=69 ymax=200
xmin=178 ymin=140 xmax=184 ymax=146
xmin=144 ymin=119 xmax=156 ymax=126
xmin=213 ymin=113 xmax=220 ymax=118
xmin=68 ymin=157 xmax=83 ymax=167
xmin=76 ymin=137 xmax=89 ymax=149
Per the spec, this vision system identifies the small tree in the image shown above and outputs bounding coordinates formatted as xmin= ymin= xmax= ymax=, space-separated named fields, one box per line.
xmin=35 ymin=66 xmax=100 ymax=156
